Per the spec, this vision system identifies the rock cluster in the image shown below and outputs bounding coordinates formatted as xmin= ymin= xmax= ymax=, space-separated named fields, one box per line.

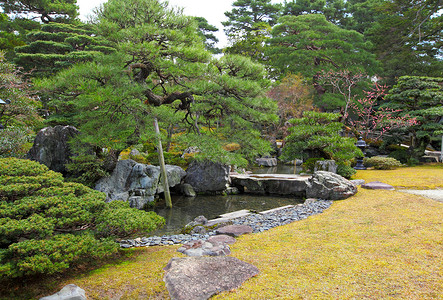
xmin=95 ymin=159 xmax=186 ymax=209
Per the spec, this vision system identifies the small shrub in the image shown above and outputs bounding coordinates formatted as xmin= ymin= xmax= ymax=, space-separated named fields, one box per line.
xmin=388 ymin=148 xmax=410 ymax=164
xmin=364 ymin=156 xmax=403 ymax=170
xmin=337 ymin=164 xmax=356 ymax=179
xmin=66 ymin=154 xmax=109 ymax=187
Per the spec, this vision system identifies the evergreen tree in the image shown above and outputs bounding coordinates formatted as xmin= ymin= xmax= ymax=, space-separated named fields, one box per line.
xmin=223 ymin=0 xmax=281 ymax=62
xmin=365 ymin=0 xmax=443 ymax=85
xmin=14 ymin=22 xmax=115 ymax=77
xmin=282 ymin=0 xmax=349 ymax=26
xmin=38 ymin=0 xmax=278 ymax=166
xmin=0 ymin=0 xmax=78 ymax=23
xmin=194 ymin=17 xmax=221 ymax=54
xmin=266 ymin=14 xmax=379 ymax=109
xmin=384 ymin=76 xmax=443 ymax=158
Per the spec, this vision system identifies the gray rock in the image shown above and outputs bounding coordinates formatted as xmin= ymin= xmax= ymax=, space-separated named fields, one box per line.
xmin=39 ymin=284 xmax=86 ymax=300
xmin=95 ymin=159 xmax=137 ymax=202
xmin=350 ymin=179 xmax=365 ymax=186
xmin=177 ymin=240 xmax=231 ymax=257
xmin=27 ymin=126 xmax=79 ymax=174
xmin=190 ymin=226 xmax=207 ymax=235
xmin=157 ymin=165 xmax=187 ymax=193
xmin=314 ymin=160 xmax=337 ymax=173
xmin=193 ymin=215 xmax=208 ymax=225
xmin=230 ymin=174 xmax=309 ymax=196
xmin=306 ymin=171 xmax=357 ymax=200
xmin=164 ymin=256 xmax=259 ymax=300
xmin=208 ymin=234 xmax=236 ymax=245
xmin=184 ymin=160 xmax=230 ymax=193
xmin=216 ymin=225 xmax=253 ymax=237
xmin=361 ymin=181 xmax=395 ymax=190
xmin=95 ymin=160 xmax=186 ymax=209
xmin=181 ymin=183 xmax=196 ymax=197
xmin=256 ymin=157 xmax=278 ymax=167
xmin=129 ymin=148 xmax=141 ymax=156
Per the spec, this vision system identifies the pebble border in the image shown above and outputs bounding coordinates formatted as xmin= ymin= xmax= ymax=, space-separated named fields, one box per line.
xmin=119 ymin=199 xmax=333 ymax=248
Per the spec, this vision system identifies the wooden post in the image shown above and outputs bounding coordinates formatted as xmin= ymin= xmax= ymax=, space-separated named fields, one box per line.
xmin=154 ymin=118 xmax=172 ymax=208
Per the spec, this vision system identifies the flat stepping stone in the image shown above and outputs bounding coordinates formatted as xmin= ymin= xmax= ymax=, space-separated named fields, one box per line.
xmin=164 ymin=257 xmax=259 ymax=300
xmin=259 ymin=205 xmax=294 ymax=215
xmin=361 ymin=181 xmax=395 ymax=190
xmin=177 ymin=240 xmax=231 ymax=257
xmin=218 ymin=209 xmax=251 ymax=219
xmin=40 ymin=284 xmax=86 ymax=300
xmin=208 ymin=234 xmax=236 ymax=245
xmin=216 ymin=225 xmax=252 ymax=237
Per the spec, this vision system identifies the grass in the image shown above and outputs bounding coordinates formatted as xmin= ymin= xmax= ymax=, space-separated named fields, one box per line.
xmin=353 ymin=163 xmax=443 ymax=189
xmin=1 ymin=165 xmax=442 ymax=299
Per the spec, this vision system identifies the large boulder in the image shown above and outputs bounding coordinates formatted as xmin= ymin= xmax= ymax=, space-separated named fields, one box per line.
xmin=27 ymin=125 xmax=79 ymax=174
xmin=306 ymin=171 xmax=357 ymax=200
xmin=95 ymin=160 xmax=186 ymax=209
xmin=184 ymin=160 xmax=230 ymax=193
xmin=39 ymin=284 xmax=86 ymax=300
xmin=256 ymin=157 xmax=278 ymax=167
xmin=314 ymin=160 xmax=337 ymax=173
xmin=164 ymin=256 xmax=259 ymax=300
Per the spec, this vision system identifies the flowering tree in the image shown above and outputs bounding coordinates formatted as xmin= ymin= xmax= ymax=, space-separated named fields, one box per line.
xmin=317 ymin=69 xmax=367 ymax=120
xmin=348 ymin=83 xmax=418 ymax=141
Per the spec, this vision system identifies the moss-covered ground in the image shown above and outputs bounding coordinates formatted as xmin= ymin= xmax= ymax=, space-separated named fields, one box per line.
xmin=1 ymin=165 xmax=442 ymax=299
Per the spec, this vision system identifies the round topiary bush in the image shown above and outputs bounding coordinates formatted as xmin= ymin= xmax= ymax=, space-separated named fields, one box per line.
xmin=0 ymin=158 xmax=164 ymax=279
xmin=363 ymin=156 xmax=403 ymax=170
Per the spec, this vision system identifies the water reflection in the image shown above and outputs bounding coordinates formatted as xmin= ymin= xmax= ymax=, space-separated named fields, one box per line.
xmin=149 ymin=194 xmax=303 ymax=236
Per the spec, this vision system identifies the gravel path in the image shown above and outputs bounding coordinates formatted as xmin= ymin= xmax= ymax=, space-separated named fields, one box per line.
xmin=398 ymin=189 xmax=443 ymax=203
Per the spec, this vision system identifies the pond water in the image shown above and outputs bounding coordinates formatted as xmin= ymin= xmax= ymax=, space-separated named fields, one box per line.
xmin=150 ymin=194 xmax=303 ymax=236
xmin=148 ymin=163 xmax=304 ymax=236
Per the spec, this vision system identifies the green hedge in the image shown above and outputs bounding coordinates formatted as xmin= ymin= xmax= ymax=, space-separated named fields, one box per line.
xmin=0 ymin=158 xmax=164 ymax=279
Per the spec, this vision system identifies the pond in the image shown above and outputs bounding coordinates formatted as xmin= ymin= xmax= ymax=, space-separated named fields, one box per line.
xmin=148 ymin=163 xmax=305 ymax=236
xmin=150 ymin=193 xmax=303 ymax=236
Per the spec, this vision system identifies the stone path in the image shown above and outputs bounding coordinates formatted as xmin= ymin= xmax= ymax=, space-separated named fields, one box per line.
xmin=398 ymin=189 xmax=443 ymax=203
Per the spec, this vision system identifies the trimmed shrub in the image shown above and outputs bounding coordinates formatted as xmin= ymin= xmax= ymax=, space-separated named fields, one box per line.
xmin=0 ymin=158 xmax=164 ymax=279
xmin=364 ymin=156 xmax=403 ymax=170
xmin=337 ymin=164 xmax=356 ymax=179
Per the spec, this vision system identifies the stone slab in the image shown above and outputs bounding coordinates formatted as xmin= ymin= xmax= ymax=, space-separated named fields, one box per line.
xmin=164 ymin=257 xmax=259 ymax=300
xmin=361 ymin=181 xmax=395 ymax=190
xmin=259 ymin=205 xmax=294 ymax=215
xmin=218 ymin=210 xmax=251 ymax=219
xmin=216 ymin=225 xmax=253 ymax=237
xmin=208 ymin=235 xmax=236 ymax=245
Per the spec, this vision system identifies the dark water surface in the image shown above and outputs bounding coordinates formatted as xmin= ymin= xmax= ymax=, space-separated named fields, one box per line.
xmin=150 ymin=194 xmax=303 ymax=236
xmin=148 ymin=164 xmax=304 ymax=236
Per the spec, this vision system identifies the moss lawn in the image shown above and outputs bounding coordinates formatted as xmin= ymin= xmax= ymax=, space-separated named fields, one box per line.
xmin=1 ymin=165 xmax=442 ymax=299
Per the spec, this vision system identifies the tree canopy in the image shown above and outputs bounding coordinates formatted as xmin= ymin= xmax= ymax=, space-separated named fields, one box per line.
xmin=38 ymin=0 xmax=278 ymax=166
xmin=384 ymin=76 xmax=443 ymax=157
xmin=0 ymin=0 xmax=78 ymax=23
